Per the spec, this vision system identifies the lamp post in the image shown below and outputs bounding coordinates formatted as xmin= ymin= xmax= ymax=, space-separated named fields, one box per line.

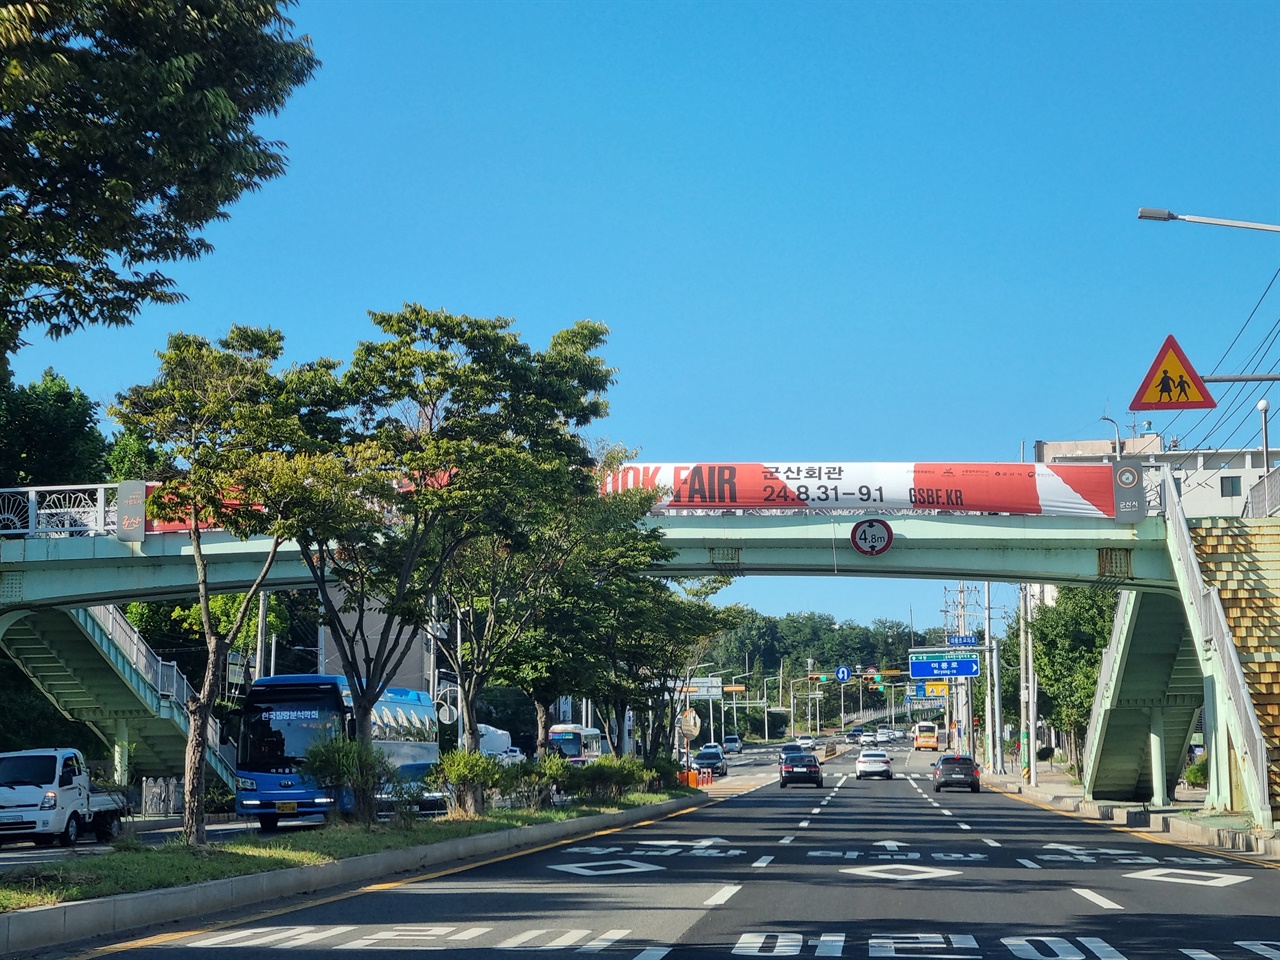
xmin=763 ymin=675 xmax=781 ymax=739
xmin=1137 ymin=207 xmax=1280 ymax=234
xmin=730 ymin=673 xmax=750 ymax=736
xmin=706 ymin=669 xmax=730 ymax=744
xmin=789 ymin=678 xmax=808 ymax=739
xmin=1100 ymin=415 xmax=1122 ymax=461
xmin=1261 ymin=400 xmax=1272 ymax=516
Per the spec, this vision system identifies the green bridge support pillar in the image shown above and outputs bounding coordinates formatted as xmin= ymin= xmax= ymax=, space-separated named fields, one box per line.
xmin=1149 ymin=706 xmax=1168 ymax=807
xmin=114 ymin=719 xmax=129 ymax=786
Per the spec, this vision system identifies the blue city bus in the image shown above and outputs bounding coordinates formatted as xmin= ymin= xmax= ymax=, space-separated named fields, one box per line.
xmin=235 ymin=674 xmax=438 ymax=830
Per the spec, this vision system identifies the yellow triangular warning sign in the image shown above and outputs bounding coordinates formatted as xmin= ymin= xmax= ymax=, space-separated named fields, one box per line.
xmin=1130 ymin=335 xmax=1216 ymax=411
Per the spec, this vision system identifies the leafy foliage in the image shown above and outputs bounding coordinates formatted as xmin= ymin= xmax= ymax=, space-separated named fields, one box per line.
xmin=0 ymin=1 xmax=318 ymax=369
xmin=0 ymin=369 xmax=106 ymax=485
xmin=298 ymin=735 xmax=396 ymax=825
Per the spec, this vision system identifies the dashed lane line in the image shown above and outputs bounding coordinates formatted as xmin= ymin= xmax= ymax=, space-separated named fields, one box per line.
xmin=1073 ymin=888 xmax=1124 ymax=910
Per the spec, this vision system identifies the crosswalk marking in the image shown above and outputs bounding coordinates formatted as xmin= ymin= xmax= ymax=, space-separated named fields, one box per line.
xmin=579 ymin=929 xmax=630 ymax=952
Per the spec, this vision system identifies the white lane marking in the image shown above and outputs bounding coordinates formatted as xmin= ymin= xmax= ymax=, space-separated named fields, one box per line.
xmin=982 ymin=838 xmax=1001 ymax=847
xmin=929 ymin=801 xmax=940 ymax=807
xmin=1017 ymin=858 xmax=1041 ymax=869
xmin=1073 ymin=888 xmax=1124 ymax=910
xmin=813 ymin=933 xmax=846 ymax=955
xmin=580 ymin=929 xmax=630 ymax=952
xmin=631 ymin=950 xmax=671 ymax=960
xmin=958 ymin=823 xmax=971 ymax=830
xmin=704 ymin=884 xmax=742 ymax=905
xmin=942 ymin=810 xmax=953 ymax=816
xmin=275 ymin=927 xmax=359 ymax=947
xmin=449 ymin=927 xmax=492 ymax=940
xmin=799 ymin=819 xmax=811 ymax=827
xmin=820 ymin=800 xmax=829 ymax=806
xmin=811 ymin=807 xmax=821 ymax=814
xmin=779 ymin=835 xmax=795 ymax=844
xmin=752 ymin=856 xmax=774 ymax=868
xmin=1124 ymin=867 xmax=1251 ymax=887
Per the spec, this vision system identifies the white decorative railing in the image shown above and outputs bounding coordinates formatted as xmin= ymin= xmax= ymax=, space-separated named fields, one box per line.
xmin=0 ymin=484 xmax=120 ymax=536
xmin=1160 ymin=467 xmax=1271 ymax=827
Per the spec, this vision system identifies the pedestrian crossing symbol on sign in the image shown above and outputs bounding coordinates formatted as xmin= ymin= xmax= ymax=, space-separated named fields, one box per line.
xmin=1130 ymin=335 xmax=1215 ymax=411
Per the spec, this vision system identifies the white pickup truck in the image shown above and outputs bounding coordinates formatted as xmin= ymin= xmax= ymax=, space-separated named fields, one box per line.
xmin=0 ymin=748 xmax=131 ymax=846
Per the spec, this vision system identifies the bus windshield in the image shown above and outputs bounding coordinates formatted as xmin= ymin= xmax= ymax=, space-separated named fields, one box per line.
xmin=549 ymin=731 xmax=583 ymax=757
xmin=239 ymin=691 xmax=345 ymax=772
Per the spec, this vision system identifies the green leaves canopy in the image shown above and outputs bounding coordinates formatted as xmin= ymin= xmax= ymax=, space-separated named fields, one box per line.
xmin=0 ymin=1 xmax=317 ymax=367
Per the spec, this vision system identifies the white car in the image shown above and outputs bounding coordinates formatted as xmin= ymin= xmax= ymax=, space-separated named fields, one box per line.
xmin=855 ymin=749 xmax=893 ymax=780
xmin=875 ymin=728 xmax=893 ymax=744
xmin=501 ymin=746 xmax=527 ymax=765
xmin=795 ymin=734 xmax=816 ymax=749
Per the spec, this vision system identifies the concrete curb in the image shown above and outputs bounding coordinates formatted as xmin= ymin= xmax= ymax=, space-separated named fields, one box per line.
xmin=989 ymin=778 xmax=1278 ymax=858
xmin=1 ymin=794 xmax=710 ymax=957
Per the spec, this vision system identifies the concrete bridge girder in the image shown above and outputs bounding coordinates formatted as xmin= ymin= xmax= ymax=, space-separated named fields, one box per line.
xmin=0 ymin=531 xmax=314 ymax=610
xmin=651 ymin=513 xmax=1178 ymax=589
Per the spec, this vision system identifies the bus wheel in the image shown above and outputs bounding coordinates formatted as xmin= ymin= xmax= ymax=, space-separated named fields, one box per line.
xmin=258 ymin=814 xmax=279 ymax=831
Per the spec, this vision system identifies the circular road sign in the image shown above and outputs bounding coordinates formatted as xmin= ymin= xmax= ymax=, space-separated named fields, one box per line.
xmin=851 ymin=519 xmax=894 ymax=556
xmin=680 ymin=709 xmax=702 ymax=740
xmin=1116 ymin=464 xmax=1140 ymax=489
xmin=836 ymin=665 xmax=852 ymax=683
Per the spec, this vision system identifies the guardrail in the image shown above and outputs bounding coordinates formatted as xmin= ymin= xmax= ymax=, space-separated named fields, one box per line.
xmin=1159 ymin=467 xmax=1271 ymax=828
xmin=0 ymin=484 xmax=119 ymax=537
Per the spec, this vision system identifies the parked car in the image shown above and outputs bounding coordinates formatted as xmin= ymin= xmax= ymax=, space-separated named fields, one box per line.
xmin=0 ymin=748 xmax=130 ymax=846
xmin=722 ymin=735 xmax=743 ymax=754
xmin=376 ymin=762 xmax=448 ymax=820
xmin=795 ymin=734 xmax=816 ymax=749
xmin=691 ymin=748 xmax=728 ymax=777
xmin=499 ymin=747 xmax=527 ymax=765
xmin=932 ymin=755 xmax=981 ymax=793
xmin=777 ymin=742 xmax=807 ymax=764
xmin=779 ymin=752 xmax=823 ymax=788
xmin=854 ymin=749 xmax=893 ymax=780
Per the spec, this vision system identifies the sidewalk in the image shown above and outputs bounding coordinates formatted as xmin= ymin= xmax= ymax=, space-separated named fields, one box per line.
xmin=982 ymin=758 xmax=1278 ymax=860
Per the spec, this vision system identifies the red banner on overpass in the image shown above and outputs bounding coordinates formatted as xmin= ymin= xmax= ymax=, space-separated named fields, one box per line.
xmin=598 ymin=462 xmax=1116 ymax=518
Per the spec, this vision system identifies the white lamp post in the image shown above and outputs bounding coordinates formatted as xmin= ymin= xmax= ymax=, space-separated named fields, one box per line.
xmin=1137 ymin=208 xmax=1280 ymax=233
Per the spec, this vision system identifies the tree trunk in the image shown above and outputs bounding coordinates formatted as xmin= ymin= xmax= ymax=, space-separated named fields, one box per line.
xmin=352 ymin=698 xmax=377 ymax=824
xmin=533 ymin=698 xmax=551 ymax=757
xmin=182 ymin=691 xmax=211 ymax=845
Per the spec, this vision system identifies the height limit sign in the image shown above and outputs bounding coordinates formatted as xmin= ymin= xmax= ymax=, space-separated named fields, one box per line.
xmin=850 ymin=519 xmax=893 ymax=556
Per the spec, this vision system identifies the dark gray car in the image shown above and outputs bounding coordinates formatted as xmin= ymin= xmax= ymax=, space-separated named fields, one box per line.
xmin=932 ymin=755 xmax=980 ymax=793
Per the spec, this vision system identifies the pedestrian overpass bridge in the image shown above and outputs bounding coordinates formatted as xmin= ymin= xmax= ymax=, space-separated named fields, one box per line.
xmin=0 ymin=467 xmax=1273 ymax=831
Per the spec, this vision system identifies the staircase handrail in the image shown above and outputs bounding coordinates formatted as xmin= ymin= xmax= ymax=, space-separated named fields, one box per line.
xmin=1159 ymin=467 xmax=1270 ymax=826
xmin=1084 ymin=591 xmax=1127 ymax=765
xmin=83 ymin=605 xmax=231 ymax=779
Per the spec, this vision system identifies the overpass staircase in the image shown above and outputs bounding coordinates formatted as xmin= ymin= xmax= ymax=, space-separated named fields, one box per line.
xmin=1188 ymin=517 xmax=1280 ymax=828
xmin=0 ymin=605 xmax=234 ymax=788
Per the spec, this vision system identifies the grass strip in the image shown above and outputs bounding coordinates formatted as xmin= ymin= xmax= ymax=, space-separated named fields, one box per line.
xmin=0 ymin=789 xmax=694 ymax=913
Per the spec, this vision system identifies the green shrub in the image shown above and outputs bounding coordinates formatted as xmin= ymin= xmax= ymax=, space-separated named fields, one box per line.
xmin=569 ymin=754 xmax=649 ymax=801
xmin=435 ymin=750 xmax=501 ymax=816
xmin=298 ymin=735 xmax=396 ymax=824
xmin=647 ymin=755 xmax=682 ymax=791
xmin=1184 ymin=757 xmax=1209 ymax=787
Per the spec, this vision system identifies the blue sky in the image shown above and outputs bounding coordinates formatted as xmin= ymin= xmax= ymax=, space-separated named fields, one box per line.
xmin=16 ymin=1 xmax=1280 ymax=632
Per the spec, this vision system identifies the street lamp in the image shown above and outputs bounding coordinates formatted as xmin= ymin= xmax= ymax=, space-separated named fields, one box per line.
xmin=730 ymin=673 xmax=750 ymax=737
xmin=1100 ymin=415 xmax=1122 ymax=461
xmin=788 ymin=678 xmax=808 ymax=738
xmin=1137 ymin=208 xmax=1280 ymax=234
xmin=763 ymin=676 xmax=783 ymax=739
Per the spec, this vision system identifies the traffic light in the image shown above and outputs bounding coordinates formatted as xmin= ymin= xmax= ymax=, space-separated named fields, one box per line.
xmin=973 ymin=716 xmax=982 ymax=729
xmin=808 ymin=673 xmax=829 ymax=682
xmin=874 ymin=673 xmax=882 ymax=683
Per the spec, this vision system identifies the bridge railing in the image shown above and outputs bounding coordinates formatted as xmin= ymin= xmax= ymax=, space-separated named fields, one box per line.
xmin=1243 ymin=466 xmax=1280 ymax=518
xmin=0 ymin=484 xmax=118 ymax=537
xmin=1160 ymin=467 xmax=1270 ymax=826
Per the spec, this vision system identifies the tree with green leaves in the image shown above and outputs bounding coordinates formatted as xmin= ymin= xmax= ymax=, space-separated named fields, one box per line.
xmin=0 ymin=368 xmax=106 ymax=485
xmin=271 ymin=305 xmax=611 ymax=820
xmin=0 ymin=1 xmax=318 ymax=374
xmin=1029 ymin=585 xmax=1117 ymax=772
xmin=111 ymin=326 xmax=337 ymax=845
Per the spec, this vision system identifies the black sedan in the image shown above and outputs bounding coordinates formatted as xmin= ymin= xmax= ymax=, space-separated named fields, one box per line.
xmin=932 ymin=754 xmax=981 ymax=793
xmin=691 ymin=749 xmax=728 ymax=777
xmin=779 ymin=752 xmax=823 ymax=788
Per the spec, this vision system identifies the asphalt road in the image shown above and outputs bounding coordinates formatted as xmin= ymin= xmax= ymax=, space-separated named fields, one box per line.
xmin=39 ymin=742 xmax=1280 ymax=960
